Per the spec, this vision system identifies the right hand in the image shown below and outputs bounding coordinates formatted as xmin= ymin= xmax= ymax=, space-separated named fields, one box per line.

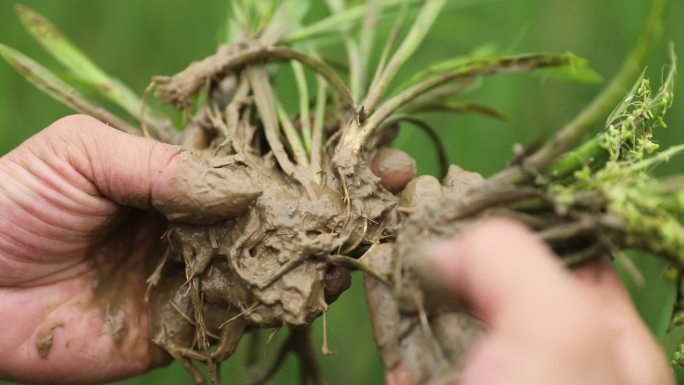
xmin=400 ymin=219 xmax=674 ymax=385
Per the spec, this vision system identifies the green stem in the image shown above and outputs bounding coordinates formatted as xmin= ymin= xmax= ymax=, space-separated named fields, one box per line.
xmin=311 ymin=77 xmax=328 ymax=173
xmin=246 ymin=66 xmax=298 ymax=177
xmin=489 ymin=0 xmax=669 ymax=185
xmin=618 ymin=144 xmax=684 ymax=175
xmin=362 ymin=0 xmax=446 ymax=113
xmin=407 ymin=100 xmax=511 ymax=121
xmin=0 ymin=44 xmax=138 ymax=135
xmin=346 ymin=54 xmax=573 ymax=152
xmin=15 ymin=4 xmax=170 ymax=134
xmin=346 ymin=38 xmax=363 ymax=103
xmin=546 ymin=138 xmax=606 ymax=179
xmin=358 ymin=1 xmax=379 ymax=100
xmin=383 ymin=114 xmax=449 ymax=177
xmin=284 ymin=0 xmax=424 ymax=43
xmin=368 ymin=1 xmax=407 ymax=93
xmin=276 ymin=101 xmax=309 ymax=166
xmin=291 ymin=61 xmax=312 ymax=154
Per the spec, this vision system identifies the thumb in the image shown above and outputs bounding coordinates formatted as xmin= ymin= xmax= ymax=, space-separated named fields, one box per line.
xmin=428 ymin=218 xmax=576 ymax=326
xmin=32 ymin=115 xmax=261 ymax=224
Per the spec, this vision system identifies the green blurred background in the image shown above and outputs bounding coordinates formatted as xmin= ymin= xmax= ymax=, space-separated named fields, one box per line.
xmin=1 ymin=0 xmax=684 ymax=384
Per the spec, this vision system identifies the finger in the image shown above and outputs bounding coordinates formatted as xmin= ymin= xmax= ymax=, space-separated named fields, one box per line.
xmin=428 ymin=218 xmax=576 ymax=326
xmin=25 ymin=115 xmax=262 ymax=224
xmin=573 ymin=256 xmax=641 ymax=325
xmin=573 ymin=257 xmax=633 ymax=306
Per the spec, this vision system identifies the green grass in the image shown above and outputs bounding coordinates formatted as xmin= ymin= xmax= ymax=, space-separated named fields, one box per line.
xmin=1 ymin=0 xmax=684 ymax=383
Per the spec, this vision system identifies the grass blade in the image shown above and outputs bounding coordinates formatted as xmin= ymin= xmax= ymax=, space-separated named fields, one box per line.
xmin=357 ymin=0 xmax=379 ymax=100
xmin=323 ymin=0 xmax=363 ymax=103
xmin=15 ymin=4 xmax=169 ymax=130
xmin=407 ymin=100 xmax=511 ymax=121
xmin=285 ymin=0 xmax=424 ymax=43
xmin=311 ymin=76 xmax=328 ymax=173
xmin=291 ymin=61 xmax=312 ymax=153
xmin=363 ymin=0 xmax=447 ymax=112
xmin=277 ymin=101 xmax=309 ymax=166
xmin=401 ymin=52 xmax=600 ymax=91
xmin=246 ymin=66 xmax=298 ymax=177
xmin=369 ymin=1 xmax=408 ymax=91
xmin=0 ymin=43 xmax=138 ymax=135
xmin=356 ymin=53 xmax=575 ymax=147
xmin=261 ymin=1 xmax=311 ymax=44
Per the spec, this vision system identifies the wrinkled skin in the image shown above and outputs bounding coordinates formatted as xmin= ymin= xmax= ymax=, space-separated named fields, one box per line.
xmin=419 ymin=219 xmax=674 ymax=385
xmin=0 ymin=115 xmax=255 ymax=384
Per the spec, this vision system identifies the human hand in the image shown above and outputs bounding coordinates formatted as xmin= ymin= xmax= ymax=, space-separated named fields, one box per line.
xmin=407 ymin=219 xmax=673 ymax=385
xmin=0 ymin=115 xmax=259 ymax=384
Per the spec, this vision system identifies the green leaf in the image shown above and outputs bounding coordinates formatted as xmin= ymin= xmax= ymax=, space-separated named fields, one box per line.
xmin=286 ymin=0 xmax=485 ymax=44
xmin=15 ymin=4 xmax=154 ymax=121
xmin=261 ymin=0 xmax=311 ymax=44
xmin=400 ymin=51 xmax=602 ymax=89
xmin=400 ymin=52 xmax=581 ymax=92
xmin=0 ymin=43 xmax=137 ymax=134
xmin=407 ymin=100 xmax=511 ymax=121
xmin=363 ymin=0 xmax=447 ymax=111
xmin=537 ymin=53 xmax=604 ymax=84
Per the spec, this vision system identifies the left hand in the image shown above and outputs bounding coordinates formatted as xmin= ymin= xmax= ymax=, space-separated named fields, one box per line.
xmin=0 ymin=115 xmax=257 ymax=384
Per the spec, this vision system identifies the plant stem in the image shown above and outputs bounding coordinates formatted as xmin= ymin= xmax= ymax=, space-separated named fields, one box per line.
xmin=284 ymin=0 xmax=424 ymax=43
xmin=346 ymin=38 xmax=363 ymax=103
xmin=0 ymin=44 xmax=138 ymax=135
xmin=489 ymin=0 xmax=669 ymax=185
xmin=160 ymin=44 xmax=355 ymax=113
xmin=15 ymin=4 xmax=170 ymax=134
xmin=407 ymin=100 xmax=511 ymax=121
xmin=246 ymin=66 xmax=298 ymax=177
xmin=311 ymin=77 xmax=328 ymax=173
xmin=368 ymin=1 xmax=407 ymax=93
xmin=277 ymin=101 xmax=309 ymax=166
xmin=358 ymin=1 xmax=379 ymax=100
xmin=363 ymin=0 xmax=446 ymax=113
xmin=346 ymin=54 xmax=572 ymax=152
xmin=383 ymin=114 xmax=449 ymax=177
xmin=618 ymin=144 xmax=684 ymax=175
xmin=546 ymin=138 xmax=606 ymax=179
xmin=291 ymin=61 xmax=312 ymax=153
xmin=326 ymin=255 xmax=389 ymax=284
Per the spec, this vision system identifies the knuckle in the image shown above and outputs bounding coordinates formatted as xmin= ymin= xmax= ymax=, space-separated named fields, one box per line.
xmin=150 ymin=142 xmax=182 ymax=174
xmin=45 ymin=114 xmax=107 ymax=140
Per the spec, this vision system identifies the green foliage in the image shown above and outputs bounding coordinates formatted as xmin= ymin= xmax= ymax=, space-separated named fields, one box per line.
xmin=0 ymin=43 xmax=138 ymax=135
xmin=547 ymin=50 xmax=684 ymax=261
xmin=14 ymin=4 xmax=145 ymax=119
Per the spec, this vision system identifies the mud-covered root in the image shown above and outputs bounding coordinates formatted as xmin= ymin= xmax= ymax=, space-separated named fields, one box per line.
xmin=148 ymin=267 xmax=249 ymax=384
xmin=247 ymin=327 xmax=325 ymax=385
